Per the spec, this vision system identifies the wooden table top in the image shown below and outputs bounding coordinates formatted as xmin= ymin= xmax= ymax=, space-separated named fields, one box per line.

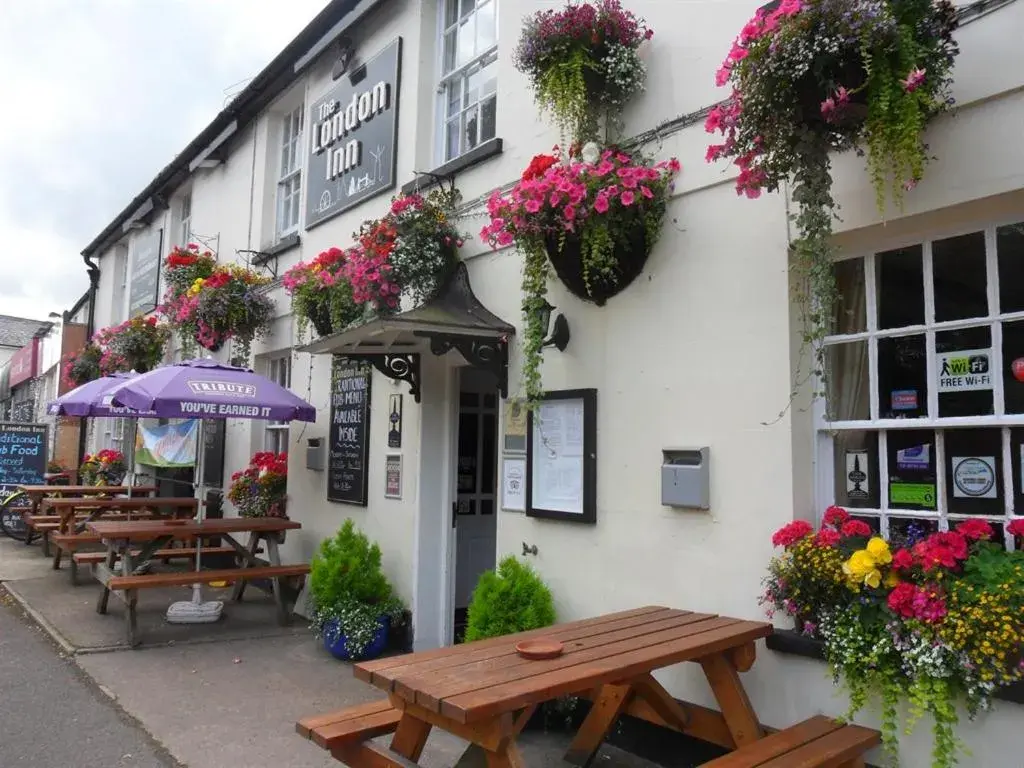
xmin=42 ymin=496 xmax=197 ymax=510
xmin=18 ymin=485 xmax=157 ymax=496
xmin=87 ymin=517 xmax=300 ymax=539
xmin=356 ymin=606 xmax=772 ymax=725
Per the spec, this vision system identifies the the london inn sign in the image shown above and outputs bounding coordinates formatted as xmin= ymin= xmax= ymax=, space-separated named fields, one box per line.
xmin=306 ymin=37 xmax=402 ymax=228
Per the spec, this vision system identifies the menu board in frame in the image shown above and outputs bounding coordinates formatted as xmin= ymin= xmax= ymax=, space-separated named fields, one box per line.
xmin=526 ymin=389 xmax=597 ymax=523
xmin=328 ymin=357 xmax=372 ymax=505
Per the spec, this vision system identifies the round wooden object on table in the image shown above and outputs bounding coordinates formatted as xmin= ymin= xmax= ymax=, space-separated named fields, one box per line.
xmin=515 ymin=638 xmax=564 ymax=660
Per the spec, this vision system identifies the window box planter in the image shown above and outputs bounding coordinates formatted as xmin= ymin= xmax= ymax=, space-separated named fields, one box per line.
xmin=766 ymin=629 xmax=1024 ymax=706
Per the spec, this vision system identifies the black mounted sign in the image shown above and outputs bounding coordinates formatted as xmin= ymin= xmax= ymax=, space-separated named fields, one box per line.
xmin=128 ymin=228 xmax=163 ymax=317
xmin=328 ymin=357 xmax=372 ymax=505
xmin=306 ymin=37 xmax=402 ymax=229
xmin=0 ymin=422 xmax=47 ymax=493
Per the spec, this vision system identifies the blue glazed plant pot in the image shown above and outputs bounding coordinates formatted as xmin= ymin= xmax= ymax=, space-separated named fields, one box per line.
xmin=323 ymin=616 xmax=390 ymax=661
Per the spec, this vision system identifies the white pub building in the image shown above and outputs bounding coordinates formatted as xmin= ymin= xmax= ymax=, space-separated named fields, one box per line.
xmin=78 ymin=0 xmax=1024 ymax=764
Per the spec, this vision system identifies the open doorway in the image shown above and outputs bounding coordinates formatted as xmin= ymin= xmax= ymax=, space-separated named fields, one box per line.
xmin=452 ymin=368 xmax=499 ymax=642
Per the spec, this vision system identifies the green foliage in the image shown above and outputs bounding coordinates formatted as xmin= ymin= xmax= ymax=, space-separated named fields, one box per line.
xmin=464 ymin=556 xmax=556 ymax=642
xmin=309 ymin=520 xmax=404 ymax=658
xmin=536 ymin=46 xmax=599 ymax=142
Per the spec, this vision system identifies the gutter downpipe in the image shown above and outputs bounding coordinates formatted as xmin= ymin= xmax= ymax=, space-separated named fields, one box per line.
xmin=76 ymin=252 xmax=101 ymax=472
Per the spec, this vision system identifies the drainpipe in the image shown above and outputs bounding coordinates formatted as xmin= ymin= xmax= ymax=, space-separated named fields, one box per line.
xmin=76 ymin=252 xmax=101 ymax=467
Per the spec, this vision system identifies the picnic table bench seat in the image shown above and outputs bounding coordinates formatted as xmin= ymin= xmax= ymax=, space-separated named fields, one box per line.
xmin=701 ymin=715 xmax=880 ymax=768
xmin=72 ymin=545 xmax=261 ymax=567
xmin=106 ymin=563 xmax=310 ymax=591
xmin=297 ymin=700 xmax=403 ymax=751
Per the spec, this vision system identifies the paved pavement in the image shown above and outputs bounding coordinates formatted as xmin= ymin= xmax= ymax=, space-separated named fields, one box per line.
xmin=0 ymin=592 xmax=179 ymax=768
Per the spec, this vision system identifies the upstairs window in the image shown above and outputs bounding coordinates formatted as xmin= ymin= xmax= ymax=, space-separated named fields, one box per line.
xmin=276 ymin=106 xmax=304 ymax=237
xmin=437 ymin=0 xmax=497 ymax=163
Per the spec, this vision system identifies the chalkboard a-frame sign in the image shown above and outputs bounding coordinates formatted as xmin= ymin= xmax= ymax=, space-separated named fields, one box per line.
xmin=328 ymin=357 xmax=372 ymax=505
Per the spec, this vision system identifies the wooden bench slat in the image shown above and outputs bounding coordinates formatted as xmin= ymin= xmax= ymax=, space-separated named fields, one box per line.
xmin=702 ymin=716 xmax=841 ymax=767
xmin=311 ymin=709 xmax=403 ymax=749
xmin=108 ymin=564 xmax=310 ymax=590
xmin=72 ymin=546 xmax=244 ymax=564
xmin=296 ymin=700 xmax=397 ymax=737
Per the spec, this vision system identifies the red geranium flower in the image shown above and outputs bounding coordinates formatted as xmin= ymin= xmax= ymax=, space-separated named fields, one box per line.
xmin=822 ymin=505 xmax=849 ymax=528
xmin=1007 ymin=519 xmax=1024 ymax=538
xmin=912 ymin=531 xmax=968 ymax=571
xmin=814 ymin=528 xmax=841 ymax=547
xmin=771 ymin=520 xmax=813 ymax=548
xmin=840 ymin=519 xmax=872 ymax=538
xmin=955 ymin=518 xmax=993 ymax=541
xmin=891 ymin=548 xmax=915 ymax=571
xmin=521 ymin=153 xmax=558 ymax=181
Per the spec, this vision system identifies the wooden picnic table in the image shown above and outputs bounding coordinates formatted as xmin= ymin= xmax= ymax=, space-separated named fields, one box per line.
xmin=17 ymin=484 xmax=157 ymax=516
xmin=302 ymin=606 xmax=773 ymax=768
xmin=43 ymin=496 xmax=198 ymax=535
xmin=87 ymin=517 xmax=308 ymax=647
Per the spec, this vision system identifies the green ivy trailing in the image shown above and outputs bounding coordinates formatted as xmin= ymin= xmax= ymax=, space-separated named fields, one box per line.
xmin=520 ymin=244 xmax=552 ymax=406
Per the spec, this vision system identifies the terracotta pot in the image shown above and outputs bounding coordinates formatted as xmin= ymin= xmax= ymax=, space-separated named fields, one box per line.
xmin=544 ymin=219 xmax=650 ymax=306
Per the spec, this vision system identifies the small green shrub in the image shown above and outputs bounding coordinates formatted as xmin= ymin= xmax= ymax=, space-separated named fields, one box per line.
xmin=465 ymin=556 xmax=556 ymax=642
xmin=309 ymin=519 xmax=403 ymax=657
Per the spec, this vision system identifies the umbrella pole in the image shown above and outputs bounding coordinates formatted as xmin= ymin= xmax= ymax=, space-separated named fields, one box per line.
xmin=166 ymin=418 xmax=223 ymax=624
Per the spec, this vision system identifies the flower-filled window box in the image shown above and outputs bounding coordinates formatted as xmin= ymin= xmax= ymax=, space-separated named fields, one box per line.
xmin=764 ymin=509 xmax=1024 ymax=768
xmin=481 ymin=144 xmax=678 ymax=401
xmin=707 ymin=0 xmax=960 ymax=379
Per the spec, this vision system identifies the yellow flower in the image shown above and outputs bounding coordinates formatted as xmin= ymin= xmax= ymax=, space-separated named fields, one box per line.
xmin=884 ymin=570 xmax=900 ymax=588
xmin=843 ymin=549 xmax=881 ymax=590
xmin=866 ymin=536 xmax=892 ymax=564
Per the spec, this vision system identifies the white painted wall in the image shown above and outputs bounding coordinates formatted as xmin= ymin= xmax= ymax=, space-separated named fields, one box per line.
xmin=82 ymin=0 xmax=1023 ymax=764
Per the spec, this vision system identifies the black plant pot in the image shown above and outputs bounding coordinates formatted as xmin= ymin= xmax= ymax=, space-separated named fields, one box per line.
xmin=795 ymin=54 xmax=869 ymax=132
xmin=544 ymin=220 xmax=650 ymax=306
xmin=308 ymin=303 xmax=334 ymax=337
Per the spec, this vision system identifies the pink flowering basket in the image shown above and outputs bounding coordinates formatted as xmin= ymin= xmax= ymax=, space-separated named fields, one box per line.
xmin=544 ymin=219 xmax=649 ymax=306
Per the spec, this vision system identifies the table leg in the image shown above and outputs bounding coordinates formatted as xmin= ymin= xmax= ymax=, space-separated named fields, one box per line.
xmin=699 ymin=652 xmax=763 ymax=747
xmin=564 ymin=683 xmax=633 ymax=766
xmin=230 ymin=531 xmax=261 ymax=602
xmin=484 ymin=743 xmax=525 ymax=768
xmin=96 ymin=545 xmax=118 ymax=614
xmin=390 ymin=713 xmax=432 ymax=763
xmin=121 ymin=548 xmax=139 ymax=647
xmin=264 ymin=535 xmax=290 ymax=625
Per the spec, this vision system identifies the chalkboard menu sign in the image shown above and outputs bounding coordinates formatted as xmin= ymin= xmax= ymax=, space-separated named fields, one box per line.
xmin=0 ymin=421 xmax=47 ymax=495
xmin=202 ymin=419 xmax=226 ymax=488
xmin=328 ymin=357 xmax=371 ymax=505
xmin=128 ymin=228 xmax=163 ymax=317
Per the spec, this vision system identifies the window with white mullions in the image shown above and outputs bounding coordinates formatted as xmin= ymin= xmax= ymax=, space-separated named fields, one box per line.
xmin=818 ymin=220 xmax=1024 ymax=549
xmin=264 ymin=356 xmax=292 ymax=454
xmin=178 ymin=191 xmax=192 ymax=247
xmin=276 ymin=106 xmax=303 ymax=237
xmin=438 ymin=0 xmax=497 ymax=163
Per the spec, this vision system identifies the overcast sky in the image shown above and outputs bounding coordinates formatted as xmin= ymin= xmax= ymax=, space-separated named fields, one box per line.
xmin=0 ymin=0 xmax=331 ymax=322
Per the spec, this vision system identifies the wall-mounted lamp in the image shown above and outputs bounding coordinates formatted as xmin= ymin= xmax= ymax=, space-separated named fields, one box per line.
xmin=536 ymin=300 xmax=570 ymax=352
xmin=331 ymin=36 xmax=357 ymax=81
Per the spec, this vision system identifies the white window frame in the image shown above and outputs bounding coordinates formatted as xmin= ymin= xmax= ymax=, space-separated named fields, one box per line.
xmin=264 ymin=355 xmax=292 ymax=454
xmin=435 ymin=0 xmax=498 ymax=164
xmin=816 ymin=215 xmax=1024 ymax=549
xmin=275 ymin=105 xmax=304 ymax=239
xmin=178 ymin=190 xmax=192 ymax=247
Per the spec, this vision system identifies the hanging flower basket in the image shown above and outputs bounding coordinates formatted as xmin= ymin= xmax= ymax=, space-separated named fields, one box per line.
xmin=543 ymin=215 xmax=648 ymax=306
xmin=227 ymin=452 xmax=288 ymax=518
xmin=514 ymin=0 xmax=653 ymax=141
xmin=93 ymin=316 xmax=170 ymax=375
xmin=62 ymin=342 xmax=104 ymax=388
xmin=282 ymin=247 xmax=361 ymax=338
xmin=706 ymin=0 xmax=959 ymax=386
xmin=481 ymin=144 xmax=678 ymax=402
xmin=341 ymin=189 xmax=465 ymax=314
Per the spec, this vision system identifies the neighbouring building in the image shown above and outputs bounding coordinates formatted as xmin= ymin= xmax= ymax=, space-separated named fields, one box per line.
xmin=75 ymin=0 xmax=1024 ymax=765
xmin=0 ymin=314 xmax=50 ymax=420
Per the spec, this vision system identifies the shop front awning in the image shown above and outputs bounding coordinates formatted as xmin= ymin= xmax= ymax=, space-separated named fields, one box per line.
xmin=297 ymin=263 xmax=514 ymax=401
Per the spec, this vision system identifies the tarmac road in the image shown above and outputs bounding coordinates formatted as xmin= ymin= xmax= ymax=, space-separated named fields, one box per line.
xmin=0 ymin=591 xmax=180 ymax=768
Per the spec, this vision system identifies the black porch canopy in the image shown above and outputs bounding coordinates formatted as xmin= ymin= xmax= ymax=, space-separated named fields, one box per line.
xmin=297 ymin=263 xmax=514 ymax=402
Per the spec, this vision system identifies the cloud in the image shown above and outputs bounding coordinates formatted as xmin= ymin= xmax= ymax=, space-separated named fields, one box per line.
xmin=0 ymin=0 xmax=330 ymax=322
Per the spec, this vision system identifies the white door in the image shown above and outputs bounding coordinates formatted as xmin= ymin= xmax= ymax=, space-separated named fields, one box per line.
xmin=453 ymin=372 xmax=499 ymax=619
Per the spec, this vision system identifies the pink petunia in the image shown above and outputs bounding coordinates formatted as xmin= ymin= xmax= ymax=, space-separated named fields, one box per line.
xmin=620 ymin=190 xmax=635 ymax=206
xmin=593 ymin=194 xmax=609 ymax=214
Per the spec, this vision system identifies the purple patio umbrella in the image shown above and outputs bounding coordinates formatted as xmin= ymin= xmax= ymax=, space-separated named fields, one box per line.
xmin=106 ymin=358 xmax=317 ymax=622
xmin=47 ymin=372 xmax=157 ymax=418
xmin=107 ymin=358 xmax=316 ymax=422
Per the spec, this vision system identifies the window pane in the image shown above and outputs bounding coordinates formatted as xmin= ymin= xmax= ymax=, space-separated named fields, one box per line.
xmin=826 ymin=341 xmax=870 ymax=420
xmin=1009 ymin=427 xmax=1024 ymax=514
xmin=998 ymin=222 xmax=1024 ymax=313
xmin=876 ymin=245 xmax=924 ymax=329
xmin=445 ymin=0 xmax=459 ymax=27
xmin=476 ymin=0 xmax=496 ymax=50
xmin=482 ymin=412 xmax=496 ymax=493
xmin=937 ymin=325 xmax=993 ymax=417
xmin=933 ymin=231 xmax=987 ymax=322
xmin=877 ymin=335 xmax=927 ymax=419
xmin=945 ymin=427 xmax=1002 ymax=516
xmin=443 ymin=29 xmax=457 ymax=73
xmin=445 ymin=118 xmax=460 ymax=161
xmin=460 ymin=0 xmax=476 ymax=17
xmin=480 ymin=96 xmax=496 ymax=143
xmin=887 ymin=429 xmax=937 ymax=511
xmin=464 ymin=105 xmax=479 ymax=151
xmin=833 ymin=430 xmax=880 ymax=509
xmin=447 ymin=82 xmax=461 ymax=118
xmin=1004 ymin=320 xmax=1024 ymax=414
xmin=458 ymin=15 xmax=476 ymax=66
xmin=832 ymin=258 xmax=866 ymax=335
xmin=888 ymin=516 xmax=938 ymax=550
